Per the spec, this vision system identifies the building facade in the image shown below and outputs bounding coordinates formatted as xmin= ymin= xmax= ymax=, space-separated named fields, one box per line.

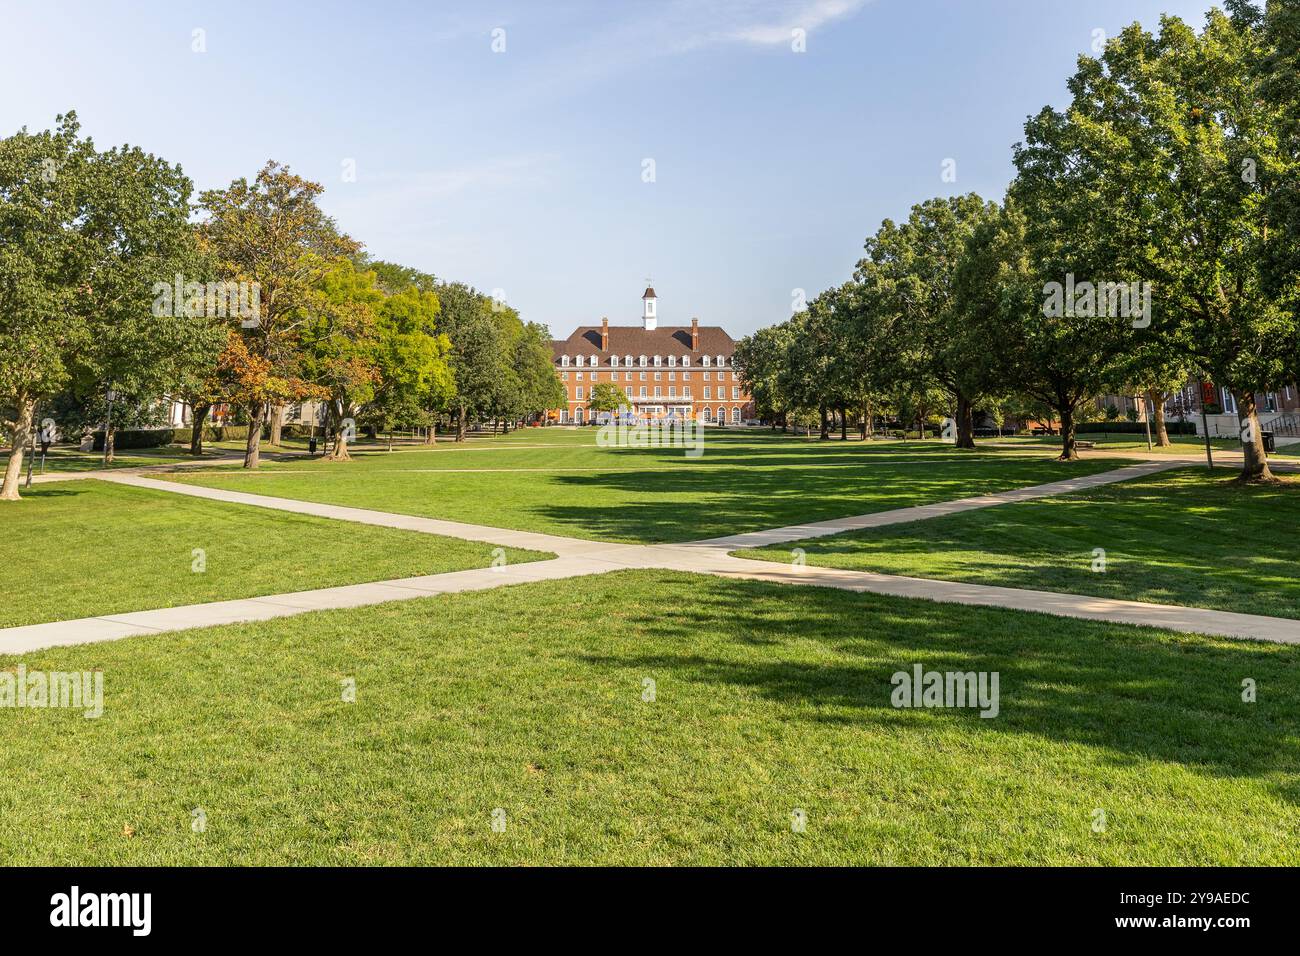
xmin=549 ymin=287 xmax=754 ymax=425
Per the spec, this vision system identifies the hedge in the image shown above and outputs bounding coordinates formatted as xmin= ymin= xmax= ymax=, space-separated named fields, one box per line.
xmin=91 ymin=428 xmax=175 ymax=451
xmin=1077 ymin=421 xmax=1196 ymax=435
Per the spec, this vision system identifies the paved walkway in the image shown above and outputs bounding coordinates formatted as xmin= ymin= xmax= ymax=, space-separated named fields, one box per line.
xmin=5 ymin=459 xmax=1299 ymax=655
xmin=690 ymin=460 xmax=1180 ymax=550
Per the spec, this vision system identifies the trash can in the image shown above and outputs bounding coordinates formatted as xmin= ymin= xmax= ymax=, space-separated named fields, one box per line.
xmin=1262 ymin=431 xmax=1275 ymax=453
xmin=309 ymin=437 xmax=318 ymax=455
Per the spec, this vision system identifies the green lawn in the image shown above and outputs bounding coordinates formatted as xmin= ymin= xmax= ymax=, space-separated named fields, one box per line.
xmin=737 ymin=467 xmax=1300 ymax=619
xmin=0 ymin=479 xmax=550 ymax=628
xmin=0 ymin=445 xmax=234 ymax=473
xmin=1 ymin=570 xmax=1295 ymax=865
xmin=164 ymin=429 xmax=1135 ymax=543
xmin=985 ymin=432 xmax=1300 ymax=458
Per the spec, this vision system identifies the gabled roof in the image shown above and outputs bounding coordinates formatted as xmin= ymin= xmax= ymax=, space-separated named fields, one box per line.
xmin=551 ymin=324 xmax=736 ymax=361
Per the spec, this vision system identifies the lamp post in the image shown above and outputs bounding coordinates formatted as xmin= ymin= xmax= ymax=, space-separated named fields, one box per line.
xmin=102 ymin=386 xmax=117 ymax=468
xmin=1139 ymin=394 xmax=1153 ymax=451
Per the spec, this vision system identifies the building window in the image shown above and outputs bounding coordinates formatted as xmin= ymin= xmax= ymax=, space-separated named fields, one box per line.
xmin=683 ymin=356 xmax=691 ymax=367
xmin=576 ymin=355 xmax=584 ymax=367
xmin=684 ymin=387 xmax=691 ymax=398
xmin=639 ymin=386 xmax=647 ymax=397
xmin=668 ymin=355 xmax=676 ymax=367
xmin=639 ymin=355 xmax=647 ymax=367
xmin=560 ymin=410 xmax=569 ymax=423
xmin=654 ymin=386 xmax=662 ymax=398
xmin=625 ymin=354 xmax=633 ymax=367
xmin=576 ymin=371 xmax=583 ymax=380
xmin=575 ymin=408 xmax=584 ymax=424
xmin=716 ymin=407 xmax=724 ymax=423
xmin=625 ymin=386 xmax=632 ymax=397
xmin=1221 ymin=388 xmax=1237 ymax=414
xmin=702 ymin=407 xmax=713 ymax=422
xmin=731 ymin=407 xmax=741 ymax=423
xmin=591 ymin=355 xmax=598 ymax=367
xmin=561 ymin=371 xmax=569 ymax=380
xmin=716 ymin=355 xmax=725 ymax=367
xmin=732 ymin=387 xmax=740 ymax=400
xmin=654 ymin=372 xmax=661 ymax=381
xmin=639 ymin=372 xmax=646 ymax=381
xmin=561 ymin=355 xmax=570 ymax=367
xmin=683 ymin=371 xmax=691 ymax=380
xmin=576 ymin=386 xmax=584 ymax=400
xmin=654 ymin=355 xmax=662 ymax=367
xmin=610 ymin=355 xmax=619 ymax=367
xmin=703 ymin=371 xmax=711 ymax=381
xmin=624 ymin=372 xmax=632 ymax=382
xmin=702 ymin=355 xmax=711 ymax=367
xmin=704 ymin=386 xmax=712 ymax=399
xmin=669 ymin=386 xmax=677 ymax=398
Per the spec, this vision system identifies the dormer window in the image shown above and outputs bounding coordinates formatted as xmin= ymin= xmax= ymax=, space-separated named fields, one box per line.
xmin=653 ymin=355 xmax=662 ymax=367
xmin=683 ymin=356 xmax=691 ymax=367
xmin=561 ymin=355 xmax=570 ymax=367
xmin=610 ymin=355 xmax=619 ymax=368
xmin=576 ymin=355 xmax=584 ymax=367
xmin=639 ymin=355 xmax=647 ymax=367
xmin=625 ymin=354 xmax=633 ymax=367
xmin=702 ymin=355 xmax=711 ymax=367
xmin=668 ymin=355 xmax=677 ymax=367
xmin=716 ymin=355 xmax=725 ymax=367
xmin=591 ymin=355 xmax=599 ymax=367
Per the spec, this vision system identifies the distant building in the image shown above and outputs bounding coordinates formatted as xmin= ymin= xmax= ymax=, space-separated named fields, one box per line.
xmin=549 ymin=287 xmax=754 ymax=425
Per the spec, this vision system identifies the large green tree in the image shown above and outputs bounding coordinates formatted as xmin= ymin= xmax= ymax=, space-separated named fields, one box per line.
xmin=1016 ymin=4 xmax=1297 ymax=478
xmin=198 ymin=162 xmax=358 ymax=468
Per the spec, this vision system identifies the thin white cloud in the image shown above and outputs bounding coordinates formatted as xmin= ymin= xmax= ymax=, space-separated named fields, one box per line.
xmin=728 ymin=0 xmax=866 ymax=46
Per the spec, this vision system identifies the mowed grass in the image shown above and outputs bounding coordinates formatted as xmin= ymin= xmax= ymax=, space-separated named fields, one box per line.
xmin=737 ymin=468 xmax=1300 ymax=619
xmin=985 ymin=432 xmax=1300 ymax=458
xmin=0 ymin=480 xmax=549 ymax=627
xmin=166 ymin=428 xmax=1135 ymax=543
xmin=1 ymin=570 xmax=1296 ymax=865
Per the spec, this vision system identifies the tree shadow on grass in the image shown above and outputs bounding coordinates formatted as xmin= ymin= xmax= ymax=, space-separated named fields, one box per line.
xmin=571 ymin=574 xmax=1300 ymax=802
xmin=753 ymin=471 xmax=1300 ymax=620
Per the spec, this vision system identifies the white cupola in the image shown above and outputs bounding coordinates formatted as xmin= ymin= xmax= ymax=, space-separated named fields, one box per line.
xmin=642 ymin=285 xmax=657 ymax=330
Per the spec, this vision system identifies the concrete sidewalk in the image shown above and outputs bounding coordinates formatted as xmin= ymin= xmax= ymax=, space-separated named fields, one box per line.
xmin=6 ymin=458 xmax=1299 ymax=653
xmin=690 ymin=459 xmax=1181 ymax=550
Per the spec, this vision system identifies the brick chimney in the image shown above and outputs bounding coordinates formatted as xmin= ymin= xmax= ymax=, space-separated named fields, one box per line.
xmin=601 ymin=316 xmax=609 ymax=351
xmin=691 ymin=317 xmax=699 ymax=351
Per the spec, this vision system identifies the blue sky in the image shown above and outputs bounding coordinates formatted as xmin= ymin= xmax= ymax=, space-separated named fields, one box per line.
xmin=2 ymin=0 xmax=1220 ymax=338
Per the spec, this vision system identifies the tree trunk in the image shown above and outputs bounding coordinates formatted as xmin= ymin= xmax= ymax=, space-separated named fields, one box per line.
xmin=269 ymin=404 xmax=285 ymax=446
xmin=1235 ymin=390 xmax=1275 ymax=482
xmin=1 ymin=397 xmax=34 ymax=501
xmin=244 ymin=402 xmax=266 ymax=469
xmin=1056 ymin=403 xmax=1079 ymax=461
xmin=955 ymin=393 xmax=976 ymax=449
xmin=104 ymin=422 xmax=117 ymax=465
xmin=859 ymin=400 xmax=869 ymax=440
xmin=425 ymin=422 xmax=437 ymax=445
xmin=819 ymin=404 xmax=829 ymax=440
xmin=456 ymin=406 xmax=466 ymax=442
xmin=189 ymin=402 xmax=211 ymax=456
xmin=1146 ymin=389 xmax=1170 ymax=446
xmin=839 ymin=405 xmax=848 ymax=440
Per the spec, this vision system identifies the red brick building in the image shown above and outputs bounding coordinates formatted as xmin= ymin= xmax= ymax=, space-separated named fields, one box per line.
xmin=549 ymin=288 xmax=754 ymax=424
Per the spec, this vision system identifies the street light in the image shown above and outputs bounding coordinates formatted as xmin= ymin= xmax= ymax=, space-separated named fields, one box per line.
xmin=102 ymin=386 xmax=117 ymax=467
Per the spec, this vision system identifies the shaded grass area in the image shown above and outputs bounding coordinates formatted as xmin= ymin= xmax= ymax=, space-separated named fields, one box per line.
xmin=0 ymin=570 xmax=1296 ymax=865
xmin=987 ymin=433 xmax=1300 ymax=458
xmin=0 ymin=480 xmax=549 ymax=627
xmin=166 ymin=430 xmax=1134 ymax=543
xmin=737 ymin=468 xmax=1300 ymax=619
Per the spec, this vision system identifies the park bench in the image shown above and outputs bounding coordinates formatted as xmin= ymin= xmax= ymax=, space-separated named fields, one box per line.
xmin=1075 ymin=440 xmax=1096 ymax=449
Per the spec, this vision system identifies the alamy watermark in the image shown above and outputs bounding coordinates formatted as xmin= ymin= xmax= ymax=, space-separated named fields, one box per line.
xmin=596 ymin=406 xmax=704 ymax=458
xmin=152 ymin=274 xmax=262 ymax=327
xmin=890 ymin=663 xmax=999 ymax=718
xmin=1 ymin=665 xmax=103 ymax=718
xmin=1042 ymin=274 xmax=1151 ymax=329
